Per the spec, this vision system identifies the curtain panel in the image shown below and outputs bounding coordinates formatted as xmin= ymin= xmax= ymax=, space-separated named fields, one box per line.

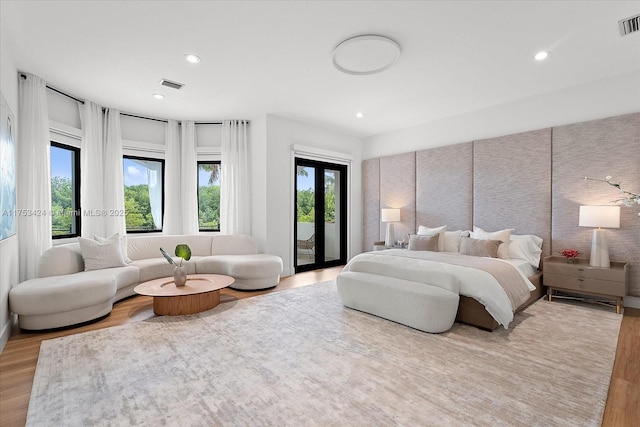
xmin=79 ymin=101 xmax=105 ymax=238
xmin=180 ymin=120 xmax=199 ymax=234
xmin=103 ymin=108 xmax=125 ymax=236
xmin=17 ymin=73 xmax=51 ymax=281
xmin=220 ymin=120 xmax=250 ymax=235
xmin=163 ymin=119 xmax=181 ymax=234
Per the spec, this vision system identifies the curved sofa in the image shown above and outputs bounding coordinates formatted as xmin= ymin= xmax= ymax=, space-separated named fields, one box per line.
xmin=9 ymin=234 xmax=283 ymax=330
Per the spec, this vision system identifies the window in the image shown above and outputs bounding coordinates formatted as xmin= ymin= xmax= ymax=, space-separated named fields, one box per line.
xmin=50 ymin=142 xmax=80 ymax=238
xmin=197 ymin=161 xmax=221 ymax=231
xmin=123 ymin=156 xmax=164 ymax=232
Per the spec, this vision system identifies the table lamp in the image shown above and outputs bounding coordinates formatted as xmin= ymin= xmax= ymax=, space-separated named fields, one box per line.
xmin=381 ymin=208 xmax=401 ymax=247
xmin=578 ymin=205 xmax=620 ymax=268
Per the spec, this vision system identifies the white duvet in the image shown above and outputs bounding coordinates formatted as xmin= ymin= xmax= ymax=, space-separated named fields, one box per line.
xmin=343 ymin=249 xmax=536 ymax=328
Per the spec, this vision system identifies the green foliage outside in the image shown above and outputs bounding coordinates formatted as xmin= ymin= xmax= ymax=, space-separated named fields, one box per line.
xmin=124 ymin=184 xmax=156 ymax=231
xmin=296 ymin=181 xmax=336 ymax=223
xmin=51 ymin=176 xmax=74 ymax=235
xmin=198 ymin=185 xmax=220 ymax=230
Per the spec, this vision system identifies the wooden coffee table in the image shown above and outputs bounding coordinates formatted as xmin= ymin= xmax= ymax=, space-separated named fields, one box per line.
xmin=134 ymin=274 xmax=235 ymax=316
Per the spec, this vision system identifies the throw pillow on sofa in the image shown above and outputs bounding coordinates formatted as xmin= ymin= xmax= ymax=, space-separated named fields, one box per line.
xmin=95 ymin=233 xmax=131 ymax=263
xmin=78 ymin=236 xmax=127 ymax=271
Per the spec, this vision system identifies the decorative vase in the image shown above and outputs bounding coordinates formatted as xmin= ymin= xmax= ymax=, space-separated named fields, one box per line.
xmin=566 ymin=257 xmax=576 ymax=264
xmin=173 ymin=266 xmax=187 ymax=287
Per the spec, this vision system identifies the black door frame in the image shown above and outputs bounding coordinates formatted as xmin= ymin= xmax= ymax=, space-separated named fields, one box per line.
xmin=294 ymin=158 xmax=347 ymax=273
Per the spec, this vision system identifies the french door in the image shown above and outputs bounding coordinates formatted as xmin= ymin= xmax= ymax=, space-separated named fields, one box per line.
xmin=294 ymin=158 xmax=347 ymax=273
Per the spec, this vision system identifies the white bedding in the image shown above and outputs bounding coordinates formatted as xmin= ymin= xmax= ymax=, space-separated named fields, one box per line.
xmin=343 ymin=249 xmax=537 ymax=328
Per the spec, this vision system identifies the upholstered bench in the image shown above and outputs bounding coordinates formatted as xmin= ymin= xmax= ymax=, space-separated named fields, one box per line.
xmin=336 ymin=271 xmax=460 ymax=333
xmin=196 ymin=254 xmax=284 ymax=291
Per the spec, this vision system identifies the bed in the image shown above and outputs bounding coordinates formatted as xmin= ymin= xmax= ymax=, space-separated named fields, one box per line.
xmin=338 ymin=229 xmax=546 ymax=331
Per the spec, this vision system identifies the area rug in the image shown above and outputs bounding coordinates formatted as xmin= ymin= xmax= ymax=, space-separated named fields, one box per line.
xmin=27 ymin=281 xmax=622 ymax=426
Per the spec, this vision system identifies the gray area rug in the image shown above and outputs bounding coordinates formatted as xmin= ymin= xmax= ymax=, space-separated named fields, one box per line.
xmin=27 ymin=281 xmax=622 ymax=426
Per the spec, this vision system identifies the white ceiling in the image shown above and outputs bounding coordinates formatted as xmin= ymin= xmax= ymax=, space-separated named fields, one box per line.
xmin=2 ymin=1 xmax=639 ymax=137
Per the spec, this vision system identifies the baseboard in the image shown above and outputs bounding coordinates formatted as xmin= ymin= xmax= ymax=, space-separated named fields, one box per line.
xmin=0 ymin=313 xmax=16 ymax=354
xmin=624 ymin=295 xmax=640 ymax=309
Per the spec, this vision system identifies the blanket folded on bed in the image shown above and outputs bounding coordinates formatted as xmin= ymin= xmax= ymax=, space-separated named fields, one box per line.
xmin=343 ymin=250 xmax=534 ymax=328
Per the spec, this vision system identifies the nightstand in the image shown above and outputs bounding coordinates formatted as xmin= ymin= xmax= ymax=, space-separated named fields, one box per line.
xmin=543 ymin=256 xmax=628 ymax=314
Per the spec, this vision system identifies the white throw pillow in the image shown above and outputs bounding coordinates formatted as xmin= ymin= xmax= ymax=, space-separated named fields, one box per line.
xmin=471 ymin=227 xmax=514 ymax=259
xmin=95 ymin=233 xmax=131 ymax=263
xmin=509 ymin=234 xmax=543 ymax=268
xmin=417 ymin=225 xmax=446 ymax=252
xmin=78 ymin=236 xmax=127 ymax=271
xmin=443 ymin=230 xmax=471 ymax=252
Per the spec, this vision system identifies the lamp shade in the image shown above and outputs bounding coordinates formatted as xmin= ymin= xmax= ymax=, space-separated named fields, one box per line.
xmin=381 ymin=208 xmax=400 ymax=223
xmin=578 ymin=206 xmax=620 ymax=228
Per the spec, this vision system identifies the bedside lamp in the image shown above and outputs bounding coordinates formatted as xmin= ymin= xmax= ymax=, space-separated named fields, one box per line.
xmin=579 ymin=205 xmax=620 ymax=268
xmin=381 ymin=208 xmax=401 ymax=247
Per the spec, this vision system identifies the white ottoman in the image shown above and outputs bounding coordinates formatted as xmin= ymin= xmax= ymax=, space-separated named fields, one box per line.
xmin=336 ymin=271 xmax=460 ymax=333
xmin=9 ymin=274 xmax=116 ymax=330
xmin=196 ymin=254 xmax=283 ymax=290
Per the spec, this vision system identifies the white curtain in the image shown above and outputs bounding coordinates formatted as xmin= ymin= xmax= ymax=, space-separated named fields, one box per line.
xmin=220 ymin=120 xmax=250 ymax=235
xmin=80 ymin=101 xmax=105 ymax=238
xmin=17 ymin=73 xmax=51 ymax=281
xmin=102 ymin=108 xmax=125 ymax=236
xmin=180 ymin=121 xmax=199 ymax=234
xmin=163 ymin=119 xmax=181 ymax=234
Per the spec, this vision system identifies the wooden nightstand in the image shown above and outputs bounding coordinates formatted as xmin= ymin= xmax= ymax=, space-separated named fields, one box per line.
xmin=543 ymin=256 xmax=628 ymax=314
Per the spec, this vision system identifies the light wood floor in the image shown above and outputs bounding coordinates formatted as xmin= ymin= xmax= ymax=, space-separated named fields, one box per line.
xmin=0 ymin=266 xmax=638 ymax=426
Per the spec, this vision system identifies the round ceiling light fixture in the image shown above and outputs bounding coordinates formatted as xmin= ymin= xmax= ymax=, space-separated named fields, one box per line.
xmin=185 ymin=53 xmax=201 ymax=64
xmin=332 ymin=35 xmax=401 ymax=75
xmin=356 ymin=112 xmax=365 ymax=118
xmin=153 ymin=93 xmax=165 ymax=100
xmin=534 ymin=51 xmax=549 ymax=61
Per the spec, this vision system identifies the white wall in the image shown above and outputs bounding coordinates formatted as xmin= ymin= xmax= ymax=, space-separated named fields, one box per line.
xmin=363 ymin=70 xmax=640 ymax=159
xmin=264 ymin=114 xmax=363 ymax=276
xmin=0 ymin=28 xmax=19 ymax=352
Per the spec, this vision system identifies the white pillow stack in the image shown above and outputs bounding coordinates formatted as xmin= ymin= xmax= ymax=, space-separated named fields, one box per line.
xmin=470 ymin=227 xmax=514 ymax=259
xmin=417 ymin=225 xmax=446 ymax=252
xmin=78 ymin=234 xmax=127 ymax=271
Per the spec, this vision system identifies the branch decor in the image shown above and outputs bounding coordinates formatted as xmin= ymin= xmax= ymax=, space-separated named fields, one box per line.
xmin=584 ymin=176 xmax=640 ymax=217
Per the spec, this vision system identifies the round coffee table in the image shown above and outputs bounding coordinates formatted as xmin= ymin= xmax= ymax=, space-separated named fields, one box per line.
xmin=134 ymin=274 xmax=235 ymax=316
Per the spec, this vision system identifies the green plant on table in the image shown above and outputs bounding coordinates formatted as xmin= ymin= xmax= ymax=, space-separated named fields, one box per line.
xmin=159 ymin=244 xmax=192 ymax=266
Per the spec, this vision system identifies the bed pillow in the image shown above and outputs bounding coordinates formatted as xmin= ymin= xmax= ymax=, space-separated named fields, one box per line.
xmin=417 ymin=225 xmax=446 ymax=252
xmin=443 ymin=230 xmax=470 ymax=253
xmin=78 ymin=236 xmax=127 ymax=271
xmin=459 ymin=237 xmax=501 ymax=258
xmin=509 ymin=234 xmax=543 ymax=268
xmin=471 ymin=227 xmax=514 ymax=259
xmin=95 ymin=233 xmax=131 ymax=263
xmin=408 ymin=234 xmax=439 ymax=252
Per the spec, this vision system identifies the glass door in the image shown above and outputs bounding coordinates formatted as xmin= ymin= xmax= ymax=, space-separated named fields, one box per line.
xmin=295 ymin=158 xmax=347 ymax=272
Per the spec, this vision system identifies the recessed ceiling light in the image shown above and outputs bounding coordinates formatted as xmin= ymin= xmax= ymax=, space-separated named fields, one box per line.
xmin=153 ymin=93 xmax=165 ymax=100
xmin=534 ymin=51 xmax=549 ymax=61
xmin=185 ymin=54 xmax=201 ymax=64
xmin=333 ymin=35 xmax=401 ymax=75
xmin=356 ymin=112 xmax=365 ymax=118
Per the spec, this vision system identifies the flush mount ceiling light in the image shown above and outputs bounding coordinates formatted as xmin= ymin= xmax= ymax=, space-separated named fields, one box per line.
xmin=185 ymin=53 xmax=201 ymax=64
xmin=356 ymin=112 xmax=365 ymax=118
xmin=153 ymin=93 xmax=164 ymax=100
xmin=332 ymin=35 xmax=401 ymax=75
xmin=534 ymin=51 xmax=549 ymax=61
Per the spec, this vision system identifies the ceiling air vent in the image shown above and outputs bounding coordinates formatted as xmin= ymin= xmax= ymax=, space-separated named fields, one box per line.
xmin=619 ymin=14 xmax=640 ymax=36
xmin=159 ymin=78 xmax=185 ymax=90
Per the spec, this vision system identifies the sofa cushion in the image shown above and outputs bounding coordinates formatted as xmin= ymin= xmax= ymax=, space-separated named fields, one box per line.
xmin=127 ymin=235 xmax=213 ymax=261
xmin=130 ymin=257 xmax=200 ymax=283
xmin=211 ymin=234 xmax=258 ymax=255
xmin=196 ymin=254 xmax=283 ymax=278
xmin=38 ymin=243 xmax=84 ymax=277
xmin=78 ymin=237 xmax=127 ymax=271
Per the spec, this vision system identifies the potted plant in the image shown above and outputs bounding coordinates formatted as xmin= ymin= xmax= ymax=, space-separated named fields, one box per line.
xmin=160 ymin=244 xmax=192 ymax=287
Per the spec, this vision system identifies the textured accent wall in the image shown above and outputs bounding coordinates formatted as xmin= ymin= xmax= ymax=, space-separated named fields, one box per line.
xmin=380 ymin=152 xmax=416 ymax=244
xmin=362 ymin=158 xmax=380 ymax=252
xmin=552 ymin=113 xmax=640 ymax=296
xmin=361 ymin=112 xmax=640 ymax=297
xmin=474 ymin=129 xmax=552 ymax=256
xmin=416 ymin=142 xmax=473 ymax=231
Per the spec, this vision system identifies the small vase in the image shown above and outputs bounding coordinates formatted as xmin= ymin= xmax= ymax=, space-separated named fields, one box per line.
xmin=566 ymin=257 xmax=576 ymax=264
xmin=173 ymin=266 xmax=187 ymax=287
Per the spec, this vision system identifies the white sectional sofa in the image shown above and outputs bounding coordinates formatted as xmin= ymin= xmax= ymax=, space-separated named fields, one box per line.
xmin=9 ymin=234 xmax=283 ymax=330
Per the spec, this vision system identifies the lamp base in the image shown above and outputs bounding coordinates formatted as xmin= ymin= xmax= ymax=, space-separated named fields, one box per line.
xmin=589 ymin=228 xmax=610 ymax=268
xmin=385 ymin=223 xmax=395 ymax=247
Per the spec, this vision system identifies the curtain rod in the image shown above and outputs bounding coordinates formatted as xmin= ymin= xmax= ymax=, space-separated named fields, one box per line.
xmin=20 ymin=73 xmax=248 ymax=125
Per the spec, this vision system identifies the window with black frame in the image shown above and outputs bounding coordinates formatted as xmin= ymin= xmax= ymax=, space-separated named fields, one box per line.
xmin=122 ymin=156 xmax=164 ymax=232
xmin=50 ymin=142 xmax=81 ymax=238
xmin=197 ymin=161 xmax=221 ymax=231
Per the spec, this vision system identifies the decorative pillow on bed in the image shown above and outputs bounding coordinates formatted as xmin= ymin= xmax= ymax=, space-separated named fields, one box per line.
xmin=470 ymin=227 xmax=514 ymax=259
xmin=78 ymin=236 xmax=127 ymax=271
xmin=443 ymin=230 xmax=470 ymax=253
xmin=408 ymin=234 xmax=439 ymax=251
xmin=417 ymin=225 xmax=446 ymax=252
xmin=509 ymin=234 xmax=543 ymax=268
xmin=95 ymin=233 xmax=131 ymax=263
xmin=459 ymin=237 xmax=501 ymax=258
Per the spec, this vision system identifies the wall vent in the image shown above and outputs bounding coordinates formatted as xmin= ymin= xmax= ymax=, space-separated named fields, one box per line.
xmin=619 ymin=14 xmax=640 ymax=36
xmin=159 ymin=78 xmax=185 ymax=90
